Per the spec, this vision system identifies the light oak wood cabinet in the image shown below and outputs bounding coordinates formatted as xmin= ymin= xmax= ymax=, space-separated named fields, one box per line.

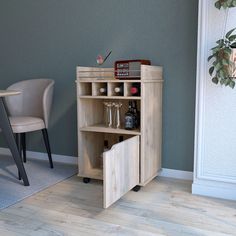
xmin=76 ymin=65 xmax=163 ymax=208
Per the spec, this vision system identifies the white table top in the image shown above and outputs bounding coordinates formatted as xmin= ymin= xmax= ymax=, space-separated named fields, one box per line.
xmin=0 ymin=90 xmax=21 ymax=97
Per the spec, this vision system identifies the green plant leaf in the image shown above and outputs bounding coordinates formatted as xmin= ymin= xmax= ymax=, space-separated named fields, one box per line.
xmin=222 ymin=59 xmax=229 ymax=66
xmin=226 ymin=28 xmax=236 ymax=39
xmin=213 ymin=49 xmax=221 ymax=55
xmin=224 ymin=47 xmax=232 ymax=54
xmin=213 ymin=60 xmax=218 ymax=66
xmin=222 ymin=1 xmax=227 ymax=8
xmin=228 ymin=0 xmax=234 ymax=7
xmin=216 ymin=39 xmax=225 ymax=47
xmin=212 ymin=77 xmax=219 ymax=84
xmin=230 ymin=0 xmax=236 ymax=7
xmin=211 ymin=46 xmax=221 ymax=53
xmin=220 ymin=78 xmax=225 ymax=85
xmin=223 ymin=54 xmax=230 ymax=60
xmin=215 ymin=62 xmax=222 ymax=70
xmin=208 ymin=54 xmax=215 ymax=62
xmin=209 ymin=66 xmax=215 ymax=76
xmin=215 ymin=1 xmax=221 ymax=9
xmin=225 ymin=78 xmax=231 ymax=86
xmin=215 ymin=0 xmax=236 ymax=9
xmin=219 ymin=69 xmax=226 ymax=78
xmin=229 ymin=35 xmax=236 ymax=42
xmin=231 ymin=42 xmax=236 ymax=48
xmin=229 ymin=80 xmax=235 ymax=88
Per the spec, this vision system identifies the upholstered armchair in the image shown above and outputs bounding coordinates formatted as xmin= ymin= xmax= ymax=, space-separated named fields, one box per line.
xmin=4 ymin=79 xmax=55 ymax=168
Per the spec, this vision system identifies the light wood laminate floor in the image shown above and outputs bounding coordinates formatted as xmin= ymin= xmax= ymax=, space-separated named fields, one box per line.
xmin=0 ymin=176 xmax=235 ymax=235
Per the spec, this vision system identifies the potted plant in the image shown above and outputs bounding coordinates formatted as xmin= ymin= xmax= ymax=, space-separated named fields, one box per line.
xmin=208 ymin=29 xmax=236 ymax=88
xmin=215 ymin=0 xmax=236 ymax=9
xmin=208 ymin=0 xmax=236 ymax=88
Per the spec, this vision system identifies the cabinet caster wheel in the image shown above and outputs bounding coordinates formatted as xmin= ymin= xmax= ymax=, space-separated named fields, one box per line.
xmin=83 ymin=178 xmax=91 ymax=183
xmin=132 ymin=185 xmax=141 ymax=192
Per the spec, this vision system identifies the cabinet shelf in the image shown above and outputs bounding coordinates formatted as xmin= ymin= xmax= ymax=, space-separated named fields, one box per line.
xmin=80 ymin=124 xmax=141 ymax=135
xmin=78 ymin=80 xmax=141 ymax=97
xmin=79 ymin=95 xmax=141 ymax=100
xmin=78 ymin=168 xmax=103 ymax=180
xmin=78 ymin=79 xmax=141 ymax=83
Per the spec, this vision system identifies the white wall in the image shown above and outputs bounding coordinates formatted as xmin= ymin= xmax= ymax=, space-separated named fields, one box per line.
xmin=193 ymin=0 xmax=236 ymax=200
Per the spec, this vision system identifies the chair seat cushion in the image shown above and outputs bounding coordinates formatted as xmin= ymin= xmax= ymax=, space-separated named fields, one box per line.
xmin=9 ymin=116 xmax=45 ymax=133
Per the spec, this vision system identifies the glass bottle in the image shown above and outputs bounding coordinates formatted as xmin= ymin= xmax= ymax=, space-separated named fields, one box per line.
xmin=124 ymin=101 xmax=135 ymax=130
xmin=130 ymin=83 xmax=141 ymax=96
xmin=132 ymin=101 xmax=140 ymax=128
xmin=114 ymin=84 xmax=124 ymax=96
xmin=99 ymin=87 xmax=107 ymax=95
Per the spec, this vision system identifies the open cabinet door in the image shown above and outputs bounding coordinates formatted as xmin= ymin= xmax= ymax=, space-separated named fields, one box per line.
xmin=103 ymin=136 xmax=139 ymax=208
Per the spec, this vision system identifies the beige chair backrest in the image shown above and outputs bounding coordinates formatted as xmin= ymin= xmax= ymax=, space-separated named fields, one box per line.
xmin=5 ymin=79 xmax=54 ymax=128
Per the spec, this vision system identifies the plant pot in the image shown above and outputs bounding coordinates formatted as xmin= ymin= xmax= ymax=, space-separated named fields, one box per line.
xmin=230 ymin=48 xmax=236 ymax=78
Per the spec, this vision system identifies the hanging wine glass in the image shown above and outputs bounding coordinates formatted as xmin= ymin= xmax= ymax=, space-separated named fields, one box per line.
xmin=103 ymin=102 xmax=113 ymax=127
xmin=113 ymin=102 xmax=122 ymax=129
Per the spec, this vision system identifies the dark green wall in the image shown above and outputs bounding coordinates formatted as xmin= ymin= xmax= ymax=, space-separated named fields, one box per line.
xmin=0 ymin=0 xmax=198 ymax=171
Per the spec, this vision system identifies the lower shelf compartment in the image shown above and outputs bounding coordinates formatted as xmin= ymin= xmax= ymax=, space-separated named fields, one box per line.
xmin=79 ymin=132 xmax=135 ymax=180
xmin=78 ymin=132 xmax=140 ymax=208
xmin=78 ymin=168 xmax=103 ymax=180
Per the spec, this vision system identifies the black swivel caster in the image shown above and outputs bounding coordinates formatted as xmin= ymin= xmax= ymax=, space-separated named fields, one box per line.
xmin=83 ymin=177 xmax=91 ymax=183
xmin=132 ymin=185 xmax=141 ymax=192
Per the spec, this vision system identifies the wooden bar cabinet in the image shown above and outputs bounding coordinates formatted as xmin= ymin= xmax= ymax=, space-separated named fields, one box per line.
xmin=76 ymin=64 xmax=163 ymax=208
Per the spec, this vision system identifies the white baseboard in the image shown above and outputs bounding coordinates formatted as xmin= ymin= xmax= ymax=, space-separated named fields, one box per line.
xmin=0 ymin=147 xmax=77 ymax=165
xmin=0 ymin=147 xmax=193 ymax=180
xmin=159 ymin=168 xmax=193 ymax=180
xmin=192 ymin=183 xmax=236 ymax=201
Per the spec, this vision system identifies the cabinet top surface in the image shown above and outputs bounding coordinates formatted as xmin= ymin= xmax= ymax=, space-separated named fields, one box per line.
xmin=76 ymin=65 xmax=163 ymax=82
xmin=76 ymin=64 xmax=163 ymax=70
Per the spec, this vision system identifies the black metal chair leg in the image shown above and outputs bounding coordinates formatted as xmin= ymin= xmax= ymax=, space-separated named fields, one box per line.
xmin=21 ymin=133 xmax=26 ymax=163
xmin=42 ymin=129 xmax=53 ymax=168
xmin=0 ymin=98 xmax=29 ymax=186
xmin=16 ymin=133 xmax=22 ymax=180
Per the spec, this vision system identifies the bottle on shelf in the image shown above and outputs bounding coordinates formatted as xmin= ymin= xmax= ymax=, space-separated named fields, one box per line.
xmin=103 ymin=140 xmax=109 ymax=152
xmin=114 ymin=84 xmax=124 ymax=96
xmin=132 ymin=101 xmax=140 ymax=128
xmin=130 ymin=83 xmax=141 ymax=96
xmin=118 ymin=136 xmax=124 ymax=142
xmin=136 ymin=103 xmax=140 ymax=128
xmin=99 ymin=87 xmax=107 ymax=95
xmin=99 ymin=140 xmax=109 ymax=168
xmin=124 ymin=101 xmax=135 ymax=130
